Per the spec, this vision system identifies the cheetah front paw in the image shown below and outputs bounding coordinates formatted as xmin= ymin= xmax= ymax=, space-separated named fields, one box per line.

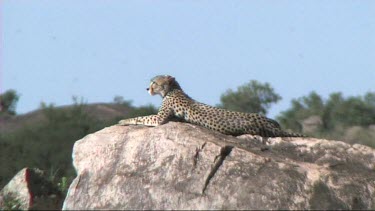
xmin=118 ymin=118 xmax=138 ymax=126
xmin=118 ymin=119 xmax=127 ymax=126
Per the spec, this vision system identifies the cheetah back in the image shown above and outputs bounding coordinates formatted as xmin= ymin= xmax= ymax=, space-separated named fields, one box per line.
xmin=163 ymin=90 xmax=289 ymax=137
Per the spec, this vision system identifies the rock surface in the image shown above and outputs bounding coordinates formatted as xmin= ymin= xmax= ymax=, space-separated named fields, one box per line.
xmin=0 ymin=168 xmax=63 ymax=210
xmin=63 ymin=122 xmax=375 ymax=210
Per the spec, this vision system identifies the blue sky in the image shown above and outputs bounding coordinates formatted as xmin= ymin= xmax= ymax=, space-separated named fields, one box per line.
xmin=1 ymin=1 xmax=374 ymax=118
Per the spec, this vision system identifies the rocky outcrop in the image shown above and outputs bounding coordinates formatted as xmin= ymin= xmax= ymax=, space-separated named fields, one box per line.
xmin=63 ymin=122 xmax=375 ymax=210
xmin=0 ymin=168 xmax=64 ymax=210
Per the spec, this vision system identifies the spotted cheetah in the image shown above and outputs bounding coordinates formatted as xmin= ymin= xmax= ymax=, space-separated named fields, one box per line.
xmin=118 ymin=75 xmax=304 ymax=137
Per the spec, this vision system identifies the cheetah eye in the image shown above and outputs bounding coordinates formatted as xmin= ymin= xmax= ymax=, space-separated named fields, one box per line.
xmin=152 ymin=81 xmax=161 ymax=86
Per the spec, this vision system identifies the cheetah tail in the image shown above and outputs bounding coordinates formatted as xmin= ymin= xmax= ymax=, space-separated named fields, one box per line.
xmin=282 ymin=131 xmax=308 ymax=138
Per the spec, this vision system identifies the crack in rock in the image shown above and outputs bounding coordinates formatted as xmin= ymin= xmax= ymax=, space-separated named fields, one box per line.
xmin=193 ymin=142 xmax=207 ymax=168
xmin=202 ymin=145 xmax=233 ymax=194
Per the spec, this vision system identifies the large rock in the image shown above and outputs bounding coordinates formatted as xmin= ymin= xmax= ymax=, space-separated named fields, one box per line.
xmin=63 ymin=122 xmax=375 ymax=210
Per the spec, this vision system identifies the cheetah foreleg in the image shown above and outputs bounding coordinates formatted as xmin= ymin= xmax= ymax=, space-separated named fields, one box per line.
xmin=118 ymin=115 xmax=161 ymax=127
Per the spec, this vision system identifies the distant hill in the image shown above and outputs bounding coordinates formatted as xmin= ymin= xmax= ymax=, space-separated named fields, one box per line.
xmin=0 ymin=103 xmax=132 ymax=134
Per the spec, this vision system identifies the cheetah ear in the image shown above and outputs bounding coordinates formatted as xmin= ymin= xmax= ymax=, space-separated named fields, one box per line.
xmin=166 ymin=75 xmax=175 ymax=82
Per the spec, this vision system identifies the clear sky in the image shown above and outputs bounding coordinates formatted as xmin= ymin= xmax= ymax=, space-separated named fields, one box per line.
xmin=1 ymin=1 xmax=374 ymax=118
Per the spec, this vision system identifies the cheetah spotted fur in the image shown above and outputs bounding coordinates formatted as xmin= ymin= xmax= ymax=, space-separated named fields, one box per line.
xmin=118 ymin=75 xmax=304 ymax=137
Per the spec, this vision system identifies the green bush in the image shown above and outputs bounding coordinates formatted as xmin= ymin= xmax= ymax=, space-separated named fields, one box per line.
xmin=277 ymin=92 xmax=375 ymax=147
xmin=0 ymin=90 xmax=19 ymax=116
xmin=218 ymin=80 xmax=281 ymax=115
xmin=0 ymin=97 xmax=157 ymax=189
xmin=0 ymin=101 xmax=104 ymax=188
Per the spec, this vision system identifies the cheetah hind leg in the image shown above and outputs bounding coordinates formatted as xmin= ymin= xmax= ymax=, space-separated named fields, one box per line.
xmin=118 ymin=115 xmax=161 ymax=127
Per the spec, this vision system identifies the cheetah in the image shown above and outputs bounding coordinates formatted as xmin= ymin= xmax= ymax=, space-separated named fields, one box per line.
xmin=118 ymin=75 xmax=304 ymax=137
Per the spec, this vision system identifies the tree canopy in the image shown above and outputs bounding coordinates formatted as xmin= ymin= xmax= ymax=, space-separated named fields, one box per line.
xmin=277 ymin=91 xmax=375 ymax=132
xmin=0 ymin=90 xmax=19 ymax=116
xmin=218 ymin=80 xmax=281 ymax=115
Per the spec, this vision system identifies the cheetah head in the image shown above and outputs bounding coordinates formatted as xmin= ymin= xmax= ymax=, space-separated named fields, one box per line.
xmin=147 ymin=75 xmax=181 ymax=97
